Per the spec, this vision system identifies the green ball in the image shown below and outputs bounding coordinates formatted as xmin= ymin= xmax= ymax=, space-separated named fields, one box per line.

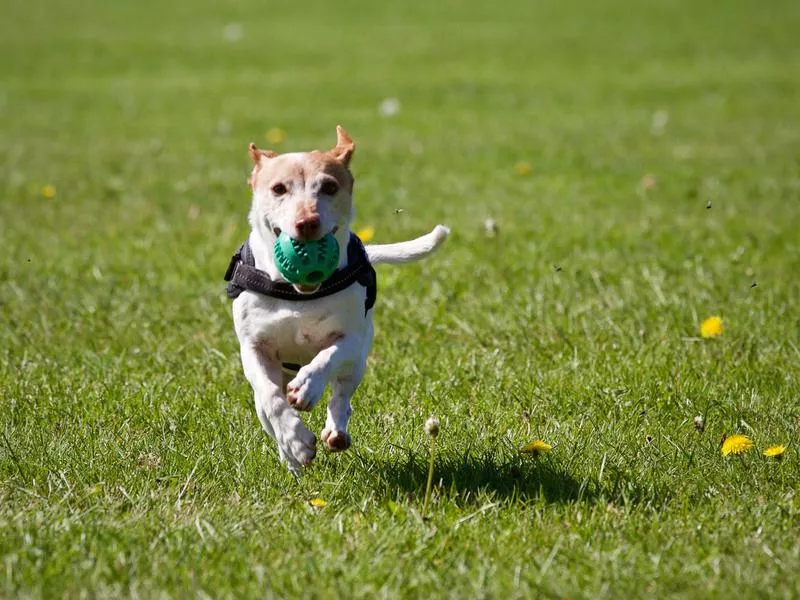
xmin=273 ymin=232 xmax=340 ymax=286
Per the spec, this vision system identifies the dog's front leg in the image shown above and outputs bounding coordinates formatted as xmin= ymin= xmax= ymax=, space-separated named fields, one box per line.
xmin=286 ymin=334 xmax=363 ymax=412
xmin=240 ymin=340 xmax=316 ymax=471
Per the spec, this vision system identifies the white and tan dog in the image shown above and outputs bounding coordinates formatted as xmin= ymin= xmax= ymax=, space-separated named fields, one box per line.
xmin=229 ymin=126 xmax=449 ymax=471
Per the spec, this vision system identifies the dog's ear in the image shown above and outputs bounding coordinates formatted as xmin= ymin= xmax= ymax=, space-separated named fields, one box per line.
xmin=248 ymin=143 xmax=277 ymax=163
xmin=327 ymin=125 xmax=355 ymax=166
xmin=248 ymin=143 xmax=278 ymax=187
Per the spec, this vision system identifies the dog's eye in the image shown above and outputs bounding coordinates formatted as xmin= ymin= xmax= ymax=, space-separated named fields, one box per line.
xmin=319 ymin=180 xmax=339 ymax=196
xmin=271 ymin=183 xmax=287 ymax=196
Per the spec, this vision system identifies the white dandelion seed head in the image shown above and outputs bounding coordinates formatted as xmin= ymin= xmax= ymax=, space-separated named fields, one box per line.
xmin=425 ymin=417 xmax=440 ymax=437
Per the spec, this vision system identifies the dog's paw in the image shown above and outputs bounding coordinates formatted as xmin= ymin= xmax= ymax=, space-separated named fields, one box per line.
xmin=287 ymin=368 xmax=326 ymax=411
xmin=321 ymin=428 xmax=351 ymax=452
xmin=277 ymin=416 xmax=317 ymax=469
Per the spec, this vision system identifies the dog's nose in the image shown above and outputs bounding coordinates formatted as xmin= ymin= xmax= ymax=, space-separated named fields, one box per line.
xmin=295 ymin=215 xmax=321 ymax=240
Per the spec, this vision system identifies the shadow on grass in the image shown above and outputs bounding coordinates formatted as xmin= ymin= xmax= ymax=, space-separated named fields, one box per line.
xmin=371 ymin=448 xmax=591 ymax=505
xmin=368 ymin=446 xmax=674 ymax=508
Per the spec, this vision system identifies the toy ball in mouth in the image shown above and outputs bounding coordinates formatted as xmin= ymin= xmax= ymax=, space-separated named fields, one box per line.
xmin=273 ymin=232 xmax=340 ymax=286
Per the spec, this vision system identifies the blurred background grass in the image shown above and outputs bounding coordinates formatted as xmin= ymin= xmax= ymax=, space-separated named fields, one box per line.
xmin=1 ymin=0 xmax=799 ymax=597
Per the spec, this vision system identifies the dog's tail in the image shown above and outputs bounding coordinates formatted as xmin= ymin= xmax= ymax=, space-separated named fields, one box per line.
xmin=365 ymin=224 xmax=450 ymax=265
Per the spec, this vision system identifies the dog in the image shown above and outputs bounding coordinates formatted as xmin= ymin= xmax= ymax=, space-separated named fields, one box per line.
xmin=225 ymin=126 xmax=449 ymax=471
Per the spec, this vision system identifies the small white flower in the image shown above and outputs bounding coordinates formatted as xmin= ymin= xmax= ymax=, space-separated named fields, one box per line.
xmin=425 ymin=417 xmax=439 ymax=438
xmin=217 ymin=119 xmax=231 ymax=135
xmin=484 ymin=218 xmax=497 ymax=237
xmin=694 ymin=415 xmax=705 ymax=432
xmin=379 ymin=97 xmax=400 ymax=117
xmin=651 ymin=109 xmax=669 ymax=135
xmin=223 ymin=23 xmax=243 ymax=43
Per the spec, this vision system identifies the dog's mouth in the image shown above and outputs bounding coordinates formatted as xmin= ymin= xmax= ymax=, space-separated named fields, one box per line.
xmin=293 ymin=283 xmax=322 ymax=294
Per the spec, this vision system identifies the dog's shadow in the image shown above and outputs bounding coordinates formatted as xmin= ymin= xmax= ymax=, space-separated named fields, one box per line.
xmin=367 ymin=446 xmax=592 ymax=505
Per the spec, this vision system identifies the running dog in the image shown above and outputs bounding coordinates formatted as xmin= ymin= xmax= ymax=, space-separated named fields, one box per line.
xmin=225 ymin=126 xmax=449 ymax=470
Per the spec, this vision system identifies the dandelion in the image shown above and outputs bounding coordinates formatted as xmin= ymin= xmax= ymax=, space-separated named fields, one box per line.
xmin=520 ymin=440 xmax=552 ymax=457
xmin=424 ymin=417 xmax=439 ymax=438
xmin=700 ymin=316 xmax=723 ymax=338
xmin=651 ymin=109 xmax=669 ymax=135
xmin=514 ymin=161 xmax=532 ymax=176
xmin=356 ymin=226 xmax=375 ymax=243
xmin=640 ymin=174 xmax=656 ymax=190
xmin=265 ymin=127 xmax=287 ymax=145
xmin=763 ymin=444 xmax=786 ymax=460
xmin=422 ymin=417 xmax=440 ymax=519
xmin=223 ymin=23 xmax=243 ymax=42
xmin=721 ymin=434 xmax=753 ymax=456
xmin=309 ymin=498 xmax=327 ymax=508
xmin=41 ymin=184 xmax=56 ymax=199
xmin=86 ymin=484 xmax=103 ymax=496
xmin=378 ymin=97 xmax=401 ymax=117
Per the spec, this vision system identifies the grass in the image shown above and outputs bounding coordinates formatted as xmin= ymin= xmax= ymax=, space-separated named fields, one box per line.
xmin=1 ymin=0 xmax=800 ymax=597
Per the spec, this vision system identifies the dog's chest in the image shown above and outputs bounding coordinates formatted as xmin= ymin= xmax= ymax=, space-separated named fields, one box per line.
xmin=235 ymin=286 xmax=368 ymax=363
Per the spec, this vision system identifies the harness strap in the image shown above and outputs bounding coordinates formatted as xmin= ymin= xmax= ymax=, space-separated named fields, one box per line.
xmin=224 ymin=233 xmax=376 ymax=314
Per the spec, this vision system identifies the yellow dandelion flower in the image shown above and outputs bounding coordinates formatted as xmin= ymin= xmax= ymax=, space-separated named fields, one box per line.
xmin=266 ymin=127 xmax=287 ymax=145
xmin=514 ymin=161 xmax=532 ymax=176
xmin=309 ymin=498 xmax=327 ymax=508
xmin=356 ymin=226 xmax=375 ymax=243
xmin=721 ymin=434 xmax=753 ymax=456
xmin=640 ymin=174 xmax=657 ymax=190
xmin=700 ymin=315 xmax=723 ymax=338
xmin=41 ymin=184 xmax=56 ymax=199
xmin=763 ymin=444 xmax=786 ymax=459
xmin=520 ymin=440 xmax=552 ymax=456
xmin=86 ymin=484 xmax=103 ymax=496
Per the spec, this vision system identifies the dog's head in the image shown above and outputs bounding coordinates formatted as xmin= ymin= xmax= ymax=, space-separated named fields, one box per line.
xmin=247 ymin=126 xmax=356 ymax=248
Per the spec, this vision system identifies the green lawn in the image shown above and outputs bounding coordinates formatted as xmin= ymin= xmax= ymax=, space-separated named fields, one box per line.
xmin=2 ymin=0 xmax=800 ymax=597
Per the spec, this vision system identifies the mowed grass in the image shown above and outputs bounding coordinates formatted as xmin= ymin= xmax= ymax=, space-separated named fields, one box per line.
xmin=2 ymin=0 xmax=800 ymax=597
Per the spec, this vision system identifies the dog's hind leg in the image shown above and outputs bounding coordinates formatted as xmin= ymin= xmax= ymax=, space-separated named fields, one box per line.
xmin=321 ymin=361 xmax=365 ymax=452
xmin=320 ymin=329 xmax=372 ymax=452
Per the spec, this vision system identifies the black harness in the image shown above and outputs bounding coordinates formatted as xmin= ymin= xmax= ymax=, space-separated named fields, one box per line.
xmin=224 ymin=233 xmax=377 ymax=314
